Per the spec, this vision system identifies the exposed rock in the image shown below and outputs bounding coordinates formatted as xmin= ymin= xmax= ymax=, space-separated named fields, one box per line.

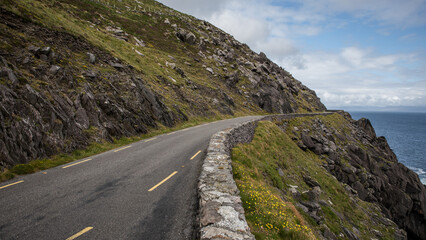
xmin=49 ymin=65 xmax=61 ymax=75
xmin=321 ymin=224 xmax=338 ymax=240
xmin=342 ymin=227 xmax=360 ymax=240
xmin=206 ymin=67 xmax=214 ymax=75
xmin=176 ymin=28 xmax=196 ymax=44
xmin=277 ymin=167 xmax=284 ymax=177
xmin=109 ymin=61 xmax=124 ymax=69
xmin=133 ymin=37 xmax=145 ymax=47
xmin=106 ymin=26 xmax=129 ymax=41
xmin=40 ymin=46 xmax=51 ymax=55
xmin=87 ymin=52 xmax=96 ymax=64
xmin=165 ymin=61 xmax=176 ymax=69
xmin=289 ymin=112 xmax=426 ymax=239
xmin=301 ymin=132 xmax=316 ymax=150
xmin=356 ymin=118 xmax=376 ymax=139
xmin=84 ymin=70 xmax=97 ymax=78
xmin=0 ymin=10 xmax=177 ymax=169
xmin=75 ymin=107 xmax=90 ymax=129
xmin=175 ymin=67 xmax=185 ymax=78
xmin=295 ymin=203 xmax=309 ymax=213
xmin=303 ymin=174 xmax=320 ymax=187
xmin=0 ymin=67 xmax=18 ymax=85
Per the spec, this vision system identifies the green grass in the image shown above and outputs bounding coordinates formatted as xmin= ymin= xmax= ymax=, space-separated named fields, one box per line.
xmin=232 ymin=121 xmax=316 ymax=240
xmin=0 ymin=0 xmax=268 ymax=182
xmin=232 ymin=120 xmax=399 ymax=239
xmin=0 ymin=114 xmax=239 ymax=182
xmin=1 ymin=0 xmax=268 ymax=117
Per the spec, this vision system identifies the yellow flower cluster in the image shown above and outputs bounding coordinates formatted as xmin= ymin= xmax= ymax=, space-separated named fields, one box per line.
xmin=235 ymin=166 xmax=312 ymax=237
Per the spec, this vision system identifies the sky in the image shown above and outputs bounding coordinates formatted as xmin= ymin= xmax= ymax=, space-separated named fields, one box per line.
xmin=157 ymin=0 xmax=426 ymax=112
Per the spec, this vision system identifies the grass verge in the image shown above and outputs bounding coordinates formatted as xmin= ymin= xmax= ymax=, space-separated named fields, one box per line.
xmin=0 ymin=114 xmax=243 ymax=182
xmin=232 ymin=121 xmax=316 ymax=240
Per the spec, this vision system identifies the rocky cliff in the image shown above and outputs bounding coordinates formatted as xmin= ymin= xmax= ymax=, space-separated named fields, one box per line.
xmin=1 ymin=1 xmax=425 ymax=239
xmin=281 ymin=112 xmax=426 ymax=239
xmin=0 ymin=0 xmax=325 ymax=170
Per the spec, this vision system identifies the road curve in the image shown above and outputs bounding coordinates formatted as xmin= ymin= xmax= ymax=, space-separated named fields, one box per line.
xmin=0 ymin=116 xmax=262 ymax=240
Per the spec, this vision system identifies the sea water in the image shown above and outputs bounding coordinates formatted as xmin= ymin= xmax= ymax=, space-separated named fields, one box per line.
xmin=350 ymin=111 xmax=426 ymax=185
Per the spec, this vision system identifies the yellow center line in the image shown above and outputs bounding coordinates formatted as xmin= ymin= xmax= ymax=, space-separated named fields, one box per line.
xmin=66 ymin=227 xmax=93 ymax=240
xmin=148 ymin=171 xmax=178 ymax=192
xmin=0 ymin=180 xmax=24 ymax=190
xmin=114 ymin=145 xmax=132 ymax=152
xmin=144 ymin=137 xmax=157 ymax=142
xmin=62 ymin=159 xmax=92 ymax=169
xmin=190 ymin=150 xmax=202 ymax=160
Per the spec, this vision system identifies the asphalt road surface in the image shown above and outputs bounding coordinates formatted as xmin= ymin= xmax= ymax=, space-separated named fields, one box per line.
xmin=0 ymin=116 xmax=262 ymax=240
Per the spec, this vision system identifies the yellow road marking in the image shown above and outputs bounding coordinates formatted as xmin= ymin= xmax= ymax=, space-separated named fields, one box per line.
xmin=166 ymin=132 xmax=175 ymax=135
xmin=114 ymin=146 xmax=131 ymax=152
xmin=144 ymin=137 xmax=157 ymax=142
xmin=190 ymin=150 xmax=202 ymax=160
xmin=66 ymin=227 xmax=93 ymax=240
xmin=148 ymin=171 xmax=178 ymax=192
xmin=0 ymin=180 xmax=24 ymax=190
xmin=62 ymin=159 xmax=92 ymax=169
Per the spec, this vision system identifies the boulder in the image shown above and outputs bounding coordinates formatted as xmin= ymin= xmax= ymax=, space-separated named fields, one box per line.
xmin=176 ymin=28 xmax=196 ymax=44
xmin=87 ymin=52 xmax=96 ymax=64
xmin=0 ymin=67 xmax=18 ymax=85
xmin=206 ymin=67 xmax=214 ymax=75
xmin=356 ymin=118 xmax=376 ymax=139
xmin=303 ymin=175 xmax=320 ymax=187
xmin=109 ymin=61 xmax=124 ymax=69
xmin=49 ymin=65 xmax=61 ymax=75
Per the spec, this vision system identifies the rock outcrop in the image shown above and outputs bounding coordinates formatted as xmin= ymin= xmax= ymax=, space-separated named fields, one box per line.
xmin=0 ymin=0 xmax=325 ymax=170
xmin=0 ymin=8 xmax=175 ymax=169
xmin=283 ymin=112 xmax=426 ymax=239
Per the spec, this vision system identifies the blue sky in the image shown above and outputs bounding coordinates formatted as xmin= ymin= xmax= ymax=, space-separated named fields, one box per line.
xmin=157 ymin=0 xmax=426 ymax=111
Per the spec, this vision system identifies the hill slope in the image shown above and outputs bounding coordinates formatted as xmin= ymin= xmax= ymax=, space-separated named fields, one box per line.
xmin=232 ymin=114 xmax=426 ymax=240
xmin=0 ymin=0 xmax=325 ymax=169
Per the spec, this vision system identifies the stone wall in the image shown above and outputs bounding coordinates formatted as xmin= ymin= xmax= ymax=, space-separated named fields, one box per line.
xmin=198 ymin=113 xmax=333 ymax=239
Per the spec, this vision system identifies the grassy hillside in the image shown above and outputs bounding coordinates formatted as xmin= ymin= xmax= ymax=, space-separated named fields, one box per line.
xmin=1 ymin=0 xmax=255 ymax=115
xmin=232 ymin=118 xmax=400 ymax=239
xmin=0 ymin=0 xmax=325 ymax=175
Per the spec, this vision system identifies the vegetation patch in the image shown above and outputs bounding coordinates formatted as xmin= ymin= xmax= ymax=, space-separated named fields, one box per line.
xmin=232 ymin=120 xmax=398 ymax=239
xmin=0 ymin=114 xmax=233 ymax=182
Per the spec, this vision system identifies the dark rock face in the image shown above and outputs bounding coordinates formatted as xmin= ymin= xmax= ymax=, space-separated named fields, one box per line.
xmin=287 ymin=112 xmax=426 ymax=239
xmin=0 ymin=9 xmax=176 ymax=169
xmin=234 ymin=55 xmax=326 ymax=113
xmin=0 ymin=2 xmax=326 ymax=172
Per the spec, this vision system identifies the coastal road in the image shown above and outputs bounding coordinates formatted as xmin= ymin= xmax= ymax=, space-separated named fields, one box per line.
xmin=0 ymin=115 xmax=262 ymax=240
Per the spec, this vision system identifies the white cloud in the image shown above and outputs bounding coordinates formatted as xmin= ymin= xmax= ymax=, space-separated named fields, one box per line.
xmin=318 ymin=86 xmax=426 ymax=108
xmin=157 ymin=0 xmax=229 ymax=19
xmin=279 ymin=48 xmax=425 ymax=108
xmin=209 ymin=9 xmax=270 ymax=45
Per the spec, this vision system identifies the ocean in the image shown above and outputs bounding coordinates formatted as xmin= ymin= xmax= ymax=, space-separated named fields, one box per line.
xmin=349 ymin=111 xmax=426 ymax=185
